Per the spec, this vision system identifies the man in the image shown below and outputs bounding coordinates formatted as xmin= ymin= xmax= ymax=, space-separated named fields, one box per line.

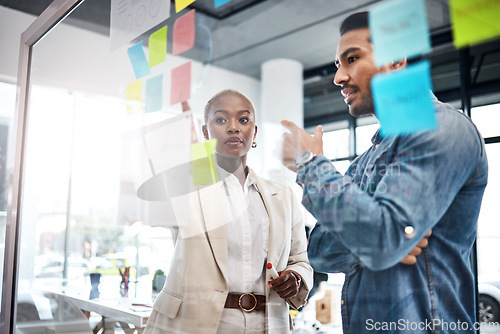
xmin=281 ymin=12 xmax=488 ymax=334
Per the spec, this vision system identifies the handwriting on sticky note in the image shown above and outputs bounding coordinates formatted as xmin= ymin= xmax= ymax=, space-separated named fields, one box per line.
xmin=371 ymin=61 xmax=437 ymax=136
xmin=170 ymin=62 xmax=192 ymax=106
xmin=127 ymin=41 xmax=151 ymax=79
xmin=149 ymin=26 xmax=167 ymax=68
xmin=173 ymin=9 xmax=196 ymax=56
xmin=450 ymin=0 xmax=500 ymax=48
xmin=369 ymin=0 xmax=431 ymax=67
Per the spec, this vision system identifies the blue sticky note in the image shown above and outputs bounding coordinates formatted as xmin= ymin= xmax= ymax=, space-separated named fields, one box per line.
xmin=215 ymin=0 xmax=231 ymax=8
xmin=145 ymin=75 xmax=163 ymax=113
xmin=371 ymin=61 xmax=437 ymax=136
xmin=127 ymin=41 xmax=151 ymax=79
xmin=369 ymin=0 xmax=431 ymax=67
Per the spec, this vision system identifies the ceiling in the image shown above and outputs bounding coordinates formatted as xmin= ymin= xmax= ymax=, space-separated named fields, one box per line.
xmin=0 ymin=0 xmax=453 ymax=76
xmin=2 ymin=0 xmax=499 ymax=123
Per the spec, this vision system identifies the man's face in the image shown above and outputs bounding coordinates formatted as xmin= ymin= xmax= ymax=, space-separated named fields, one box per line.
xmin=333 ymin=28 xmax=380 ymax=117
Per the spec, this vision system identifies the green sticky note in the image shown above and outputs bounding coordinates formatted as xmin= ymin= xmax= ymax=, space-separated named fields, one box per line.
xmin=191 ymin=139 xmax=219 ymax=186
xmin=149 ymin=25 xmax=167 ymax=68
xmin=450 ymin=0 xmax=500 ymax=48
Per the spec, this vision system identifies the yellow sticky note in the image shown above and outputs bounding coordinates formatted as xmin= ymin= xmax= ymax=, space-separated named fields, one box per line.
xmin=450 ymin=0 xmax=500 ymax=48
xmin=175 ymin=0 xmax=196 ymax=13
xmin=149 ymin=26 xmax=167 ymax=68
xmin=126 ymin=80 xmax=142 ymax=115
xmin=191 ymin=139 xmax=219 ymax=186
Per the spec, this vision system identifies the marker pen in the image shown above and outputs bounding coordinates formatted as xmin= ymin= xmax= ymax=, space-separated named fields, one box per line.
xmin=266 ymin=263 xmax=279 ymax=279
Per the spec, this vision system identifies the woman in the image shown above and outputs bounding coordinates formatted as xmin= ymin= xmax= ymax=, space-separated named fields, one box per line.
xmin=144 ymin=89 xmax=313 ymax=333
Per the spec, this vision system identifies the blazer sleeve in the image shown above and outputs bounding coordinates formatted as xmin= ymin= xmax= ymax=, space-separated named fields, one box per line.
xmin=285 ymin=187 xmax=314 ymax=309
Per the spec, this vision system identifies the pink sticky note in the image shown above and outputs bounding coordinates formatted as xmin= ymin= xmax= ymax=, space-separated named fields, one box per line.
xmin=170 ymin=61 xmax=192 ymax=106
xmin=172 ymin=9 xmax=196 ymax=56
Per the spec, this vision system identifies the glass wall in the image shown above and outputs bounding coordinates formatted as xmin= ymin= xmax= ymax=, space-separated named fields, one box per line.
xmin=3 ymin=0 xmax=500 ymax=333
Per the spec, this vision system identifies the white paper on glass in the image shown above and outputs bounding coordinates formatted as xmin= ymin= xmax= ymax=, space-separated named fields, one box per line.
xmin=110 ymin=0 xmax=171 ymax=51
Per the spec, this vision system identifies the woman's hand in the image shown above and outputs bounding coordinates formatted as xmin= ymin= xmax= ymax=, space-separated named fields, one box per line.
xmin=268 ymin=270 xmax=302 ymax=299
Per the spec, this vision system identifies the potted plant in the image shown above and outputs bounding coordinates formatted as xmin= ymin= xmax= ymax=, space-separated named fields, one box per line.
xmin=152 ymin=269 xmax=166 ymax=291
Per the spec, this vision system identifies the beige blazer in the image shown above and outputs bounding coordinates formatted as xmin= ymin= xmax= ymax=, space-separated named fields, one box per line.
xmin=144 ymin=169 xmax=313 ymax=334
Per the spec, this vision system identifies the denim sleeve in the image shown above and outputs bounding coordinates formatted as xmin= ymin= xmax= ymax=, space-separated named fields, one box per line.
xmin=298 ymin=110 xmax=486 ymax=270
xmin=307 ymin=223 xmax=361 ymax=275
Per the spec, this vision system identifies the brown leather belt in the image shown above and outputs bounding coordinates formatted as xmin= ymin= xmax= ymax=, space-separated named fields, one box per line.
xmin=224 ymin=293 xmax=266 ymax=312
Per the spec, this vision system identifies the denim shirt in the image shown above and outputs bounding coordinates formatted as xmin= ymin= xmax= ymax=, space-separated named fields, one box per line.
xmin=300 ymin=99 xmax=488 ymax=334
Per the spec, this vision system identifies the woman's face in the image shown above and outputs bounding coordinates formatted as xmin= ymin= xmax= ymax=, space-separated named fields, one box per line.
xmin=204 ymin=93 xmax=257 ymax=159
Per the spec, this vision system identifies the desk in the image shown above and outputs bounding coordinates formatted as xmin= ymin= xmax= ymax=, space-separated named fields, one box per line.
xmin=53 ymin=292 xmax=152 ymax=334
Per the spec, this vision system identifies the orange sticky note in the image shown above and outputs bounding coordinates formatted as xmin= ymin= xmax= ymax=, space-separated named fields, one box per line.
xmin=170 ymin=61 xmax=192 ymax=106
xmin=175 ymin=0 xmax=196 ymax=13
xmin=172 ymin=10 xmax=196 ymax=56
xmin=149 ymin=25 xmax=167 ymax=68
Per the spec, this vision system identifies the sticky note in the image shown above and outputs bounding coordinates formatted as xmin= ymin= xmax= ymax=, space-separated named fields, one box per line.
xmin=127 ymin=41 xmax=151 ymax=79
xmin=170 ymin=61 xmax=192 ymax=106
xmin=371 ymin=60 xmax=437 ymax=136
xmin=450 ymin=0 xmax=500 ymax=48
xmin=215 ymin=0 xmax=232 ymax=8
xmin=172 ymin=10 xmax=196 ymax=56
xmin=145 ymin=75 xmax=163 ymax=113
xmin=191 ymin=139 xmax=219 ymax=186
xmin=369 ymin=0 xmax=431 ymax=67
xmin=149 ymin=25 xmax=167 ymax=68
xmin=175 ymin=0 xmax=196 ymax=13
xmin=126 ymin=80 xmax=142 ymax=115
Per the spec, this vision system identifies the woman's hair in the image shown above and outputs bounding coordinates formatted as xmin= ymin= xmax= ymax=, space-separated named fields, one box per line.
xmin=339 ymin=11 xmax=369 ymax=36
xmin=203 ymin=89 xmax=255 ymax=124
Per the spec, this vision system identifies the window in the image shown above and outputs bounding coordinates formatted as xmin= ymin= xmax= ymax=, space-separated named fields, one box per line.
xmin=0 ymin=81 xmax=16 ymax=303
xmin=472 ymin=103 xmax=500 ymax=138
xmin=355 ymin=123 xmax=379 ymax=155
xmin=322 ymin=129 xmax=350 ymax=160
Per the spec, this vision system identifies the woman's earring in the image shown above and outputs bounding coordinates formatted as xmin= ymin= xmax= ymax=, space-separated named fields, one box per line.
xmin=252 ymin=140 xmax=257 ymax=148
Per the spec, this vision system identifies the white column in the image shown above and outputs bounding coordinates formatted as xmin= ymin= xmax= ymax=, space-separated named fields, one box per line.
xmin=250 ymin=58 xmax=303 ymax=186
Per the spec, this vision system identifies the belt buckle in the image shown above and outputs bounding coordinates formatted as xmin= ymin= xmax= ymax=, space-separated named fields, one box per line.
xmin=238 ymin=293 xmax=257 ymax=312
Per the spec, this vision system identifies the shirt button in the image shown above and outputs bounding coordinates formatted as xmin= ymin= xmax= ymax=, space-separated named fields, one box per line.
xmin=341 ymin=299 xmax=345 ymax=305
xmin=404 ymin=226 xmax=415 ymax=238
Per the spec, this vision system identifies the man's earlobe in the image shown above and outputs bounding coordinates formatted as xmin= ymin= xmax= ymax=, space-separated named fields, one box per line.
xmin=392 ymin=58 xmax=407 ymax=69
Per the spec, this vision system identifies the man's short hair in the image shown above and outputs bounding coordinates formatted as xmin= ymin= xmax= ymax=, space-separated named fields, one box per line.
xmin=339 ymin=11 xmax=369 ymax=36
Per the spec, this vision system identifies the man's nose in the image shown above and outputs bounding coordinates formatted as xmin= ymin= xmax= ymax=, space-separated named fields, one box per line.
xmin=333 ymin=66 xmax=348 ymax=86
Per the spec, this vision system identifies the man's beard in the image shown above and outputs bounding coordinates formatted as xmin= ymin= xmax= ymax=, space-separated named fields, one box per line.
xmin=348 ymin=92 xmax=375 ymax=117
